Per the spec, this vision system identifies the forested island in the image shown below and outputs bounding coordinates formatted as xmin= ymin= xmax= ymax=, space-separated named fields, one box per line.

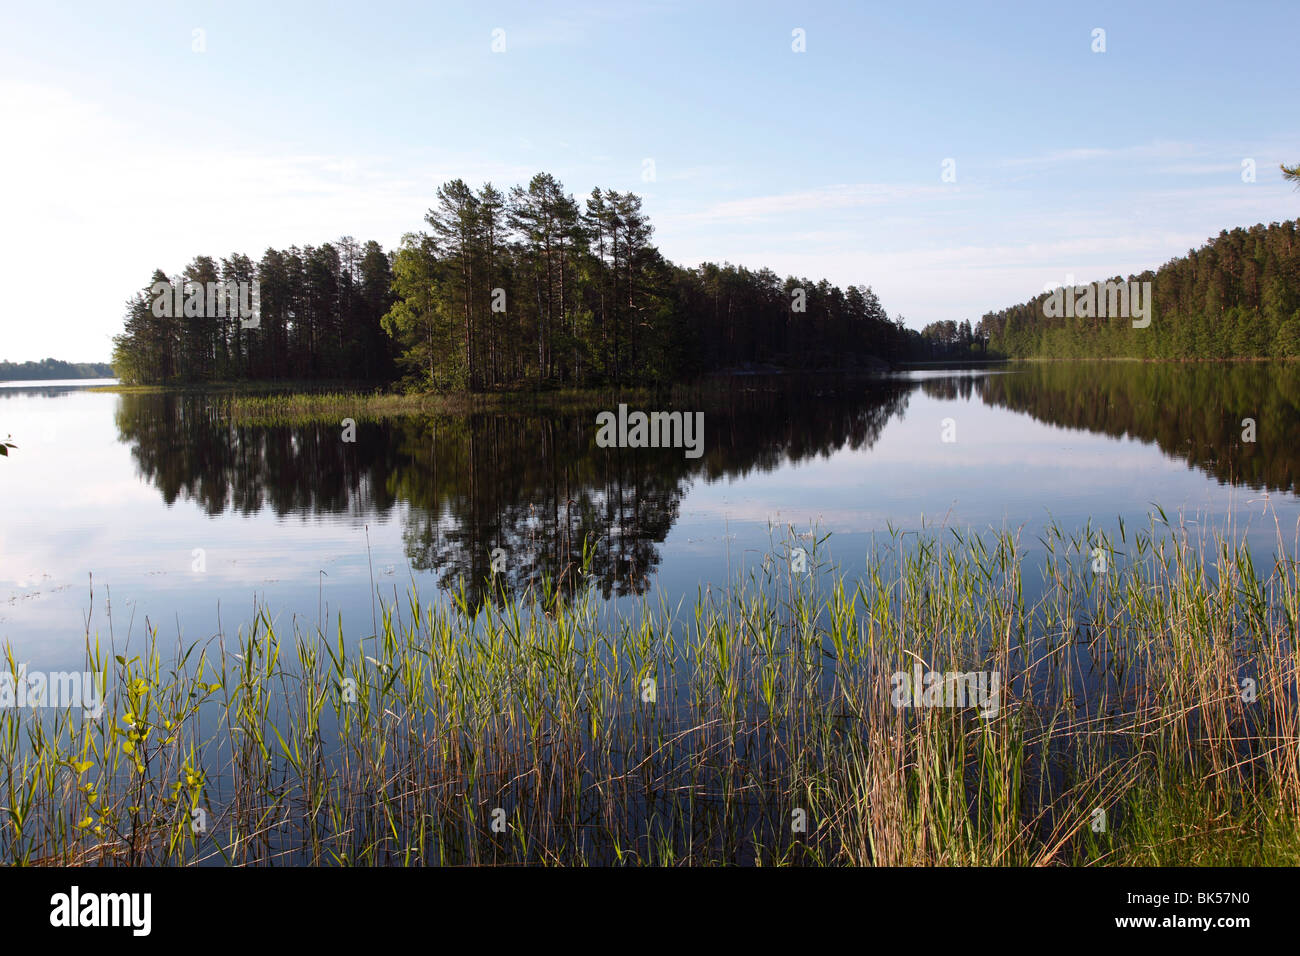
xmin=110 ymin=173 xmax=916 ymax=388
xmin=0 ymin=359 xmax=115 ymax=381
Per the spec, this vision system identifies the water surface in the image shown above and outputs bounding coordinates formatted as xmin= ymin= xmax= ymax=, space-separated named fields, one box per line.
xmin=2 ymin=364 xmax=1297 ymax=670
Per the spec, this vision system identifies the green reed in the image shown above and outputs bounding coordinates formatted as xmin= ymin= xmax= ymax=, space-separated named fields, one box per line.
xmin=4 ymin=514 xmax=1300 ymax=866
xmin=223 ymin=386 xmax=665 ymax=426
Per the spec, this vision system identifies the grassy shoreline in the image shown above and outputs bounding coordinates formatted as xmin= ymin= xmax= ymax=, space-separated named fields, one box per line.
xmin=5 ymin=519 xmax=1300 ymax=866
xmin=91 ymin=380 xmax=668 ymax=422
xmin=94 ymin=372 xmax=897 ymax=425
xmin=221 ymin=385 xmax=665 ymax=423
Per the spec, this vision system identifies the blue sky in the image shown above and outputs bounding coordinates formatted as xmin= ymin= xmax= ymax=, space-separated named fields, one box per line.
xmin=1 ymin=0 xmax=1297 ymax=361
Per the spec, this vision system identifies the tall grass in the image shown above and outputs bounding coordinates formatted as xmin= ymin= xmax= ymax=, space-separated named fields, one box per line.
xmin=222 ymin=387 xmax=659 ymax=425
xmin=218 ymin=376 xmax=817 ymax=425
xmin=4 ymin=516 xmax=1299 ymax=866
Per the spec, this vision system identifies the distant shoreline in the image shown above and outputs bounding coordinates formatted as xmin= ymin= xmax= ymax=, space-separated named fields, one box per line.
xmin=0 ymin=359 xmax=114 ymax=381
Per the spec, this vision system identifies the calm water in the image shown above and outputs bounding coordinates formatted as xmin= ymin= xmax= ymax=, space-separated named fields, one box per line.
xmin=3 ymin=364 xmax=1299 ymax=671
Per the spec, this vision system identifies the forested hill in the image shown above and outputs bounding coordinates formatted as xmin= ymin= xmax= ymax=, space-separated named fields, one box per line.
xmin=111 ymin=172 xmax=918 ymax=388
xmin=973 ymin=219 xmax=1300 ymax=360
xmin=0 ymin=359 xmax=115 ymax=381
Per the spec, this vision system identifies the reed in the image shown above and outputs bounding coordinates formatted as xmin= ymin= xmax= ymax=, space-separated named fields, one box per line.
xmin=222 ymin=386 xmax=654 ymax=425
xmin=4 ymin=515 xmax=1299 ymax=866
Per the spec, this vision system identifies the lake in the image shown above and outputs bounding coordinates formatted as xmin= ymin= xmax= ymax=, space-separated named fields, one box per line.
xmin=2 ymin=362 xmax=1297 ymax=674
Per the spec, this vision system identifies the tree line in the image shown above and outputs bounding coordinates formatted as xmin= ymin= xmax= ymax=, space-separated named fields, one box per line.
xmin=111 ymin=172 xmax=918 ymax=387
xmin=0 ymin=358 xmax=115 ymax=380
xmin=112 ymin=240 xmax=396 ymax=385
xmin=974 ymin=219 xmax=1300 ymax=359
xmin=914 ymin=319 xmax=990 ymax=359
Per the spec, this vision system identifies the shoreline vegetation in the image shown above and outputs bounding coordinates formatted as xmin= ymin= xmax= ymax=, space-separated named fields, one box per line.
xmin=6 ymin=517 xmax=1300 ymax=866
xmin=91 ymin=369 xmax=889 ymax=425
xmin=84 ymin=355 xmax=1295 ymax=429
xmin=82 ymin=351 xmax=1298 ymax=401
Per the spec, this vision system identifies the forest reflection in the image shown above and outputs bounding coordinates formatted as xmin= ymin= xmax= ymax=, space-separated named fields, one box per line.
xmin=967 ymin=362 xmax=1300 ymax=495
xmin=114 ymin=377 xmax=912 ymax=606
xmin=112 ymin=364 xmax=1300 ymax=608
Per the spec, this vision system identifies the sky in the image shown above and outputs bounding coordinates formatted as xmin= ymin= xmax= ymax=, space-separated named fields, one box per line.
xmin=1 ymin=0 xmax=1297 ymax=362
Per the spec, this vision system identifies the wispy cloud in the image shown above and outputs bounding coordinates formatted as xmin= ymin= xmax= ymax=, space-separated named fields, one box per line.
xmin=680 ymin=182 xmax=964 ymax=224
xmin=996 ymin=141 xmax=1200 ymax=168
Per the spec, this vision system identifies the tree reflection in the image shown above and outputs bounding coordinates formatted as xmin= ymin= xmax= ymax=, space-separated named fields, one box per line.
xmin=974 ymin=362 xmax=1300 ymax=494
xmin=114 ymin=377 xmax=912 ymax=606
